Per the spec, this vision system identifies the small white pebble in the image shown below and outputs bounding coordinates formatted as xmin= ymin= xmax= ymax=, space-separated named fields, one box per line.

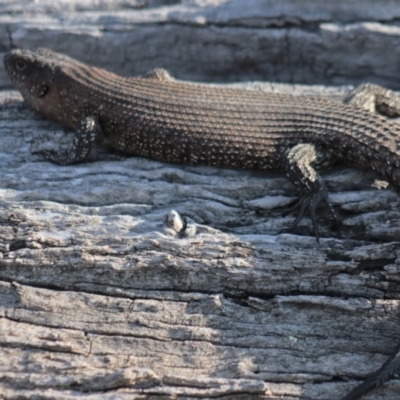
xmin=164 ymin=210 xmax=185 ymax=233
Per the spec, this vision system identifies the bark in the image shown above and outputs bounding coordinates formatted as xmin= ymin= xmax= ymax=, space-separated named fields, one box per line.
xmin=1 ymin=1 xmax=400 ymax=399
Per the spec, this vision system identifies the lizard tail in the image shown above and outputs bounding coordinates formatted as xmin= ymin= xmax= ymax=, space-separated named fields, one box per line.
xmin=340 ymin=344 xmax=400 ymax=400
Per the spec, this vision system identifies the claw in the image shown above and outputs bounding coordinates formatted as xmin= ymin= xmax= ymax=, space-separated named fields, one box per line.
xmin=285 ymin=194 xmax=320 ymax=242
xmin=283 ymin=191 xmax=339 ymax=243
xmin=287 ymin=197 xmax=309 ymax=231
xmin=323 ymin=195 xmax=340 ymax=225
xmin=282 ymin=196 xmax=304 ymax=217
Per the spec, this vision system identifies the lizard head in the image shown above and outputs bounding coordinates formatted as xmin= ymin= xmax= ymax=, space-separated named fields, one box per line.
xmin=3 ymin=48 xmax=75 ymax=124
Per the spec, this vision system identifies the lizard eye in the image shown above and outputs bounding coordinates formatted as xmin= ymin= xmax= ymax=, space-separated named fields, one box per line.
xmin=15 ymin=59 xmax=27 ymax=71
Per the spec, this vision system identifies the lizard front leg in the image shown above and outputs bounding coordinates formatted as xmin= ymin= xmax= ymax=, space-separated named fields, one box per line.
xmin=42 ymin=116 xmax=101 ymax=165
xmin=281 ymin=143 xmax=338 ymax=242
xmin=344 ymin=83 xmax=400 ymax=117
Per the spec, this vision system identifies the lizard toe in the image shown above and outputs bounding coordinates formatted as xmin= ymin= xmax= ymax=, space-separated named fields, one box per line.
xmin=285 ymin=190 xmax=339 ymax=243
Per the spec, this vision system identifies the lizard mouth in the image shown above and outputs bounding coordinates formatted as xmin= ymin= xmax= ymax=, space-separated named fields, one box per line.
xmin=3 ymin=52 xmax=19 ymax=84
xmin=3 ymin=52 xmax=12 ymax=74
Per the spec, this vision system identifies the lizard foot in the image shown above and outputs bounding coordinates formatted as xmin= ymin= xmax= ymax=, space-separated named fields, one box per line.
xmin=34 ymin=116 xmax=101 ymax=165
xmin=35 ymin=149 xmax=80 ymax=165
xmin=281 ymin=143 xmax=339 ymax=242
xmin=344 ymin=83 xmax=400 ymax=117
xmin=282 ymin=190 xmax=339 ymax=243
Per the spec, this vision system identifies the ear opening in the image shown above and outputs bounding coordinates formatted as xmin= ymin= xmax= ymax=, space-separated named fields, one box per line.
xmin=37 ymin=84 xmax=49 ymax=98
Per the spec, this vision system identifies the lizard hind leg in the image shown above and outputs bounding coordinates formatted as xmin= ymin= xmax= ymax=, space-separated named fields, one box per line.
xmin=343 ymin=83 xmax=400 ymax=118
xmin=281 ymin=143 xmax=339 ymax=242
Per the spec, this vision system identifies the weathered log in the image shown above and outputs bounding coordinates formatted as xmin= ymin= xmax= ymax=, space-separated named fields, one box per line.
xmin=1 ymin=1 xmax=400 ymax=399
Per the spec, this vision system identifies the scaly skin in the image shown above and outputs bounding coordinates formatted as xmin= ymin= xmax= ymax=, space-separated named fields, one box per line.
xmin=3 ymin=48 xmax=400 ymax=181
xmin=4 ymin=48 xmax=400 ymax=400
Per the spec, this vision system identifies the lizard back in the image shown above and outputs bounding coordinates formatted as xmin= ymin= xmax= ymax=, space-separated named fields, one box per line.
xmin=5 ymin=48 xmax=400 ymax=190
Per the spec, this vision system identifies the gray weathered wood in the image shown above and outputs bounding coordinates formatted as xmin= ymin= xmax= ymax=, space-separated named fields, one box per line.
xmin=1 ymin=1 xmax=400 ymax=399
